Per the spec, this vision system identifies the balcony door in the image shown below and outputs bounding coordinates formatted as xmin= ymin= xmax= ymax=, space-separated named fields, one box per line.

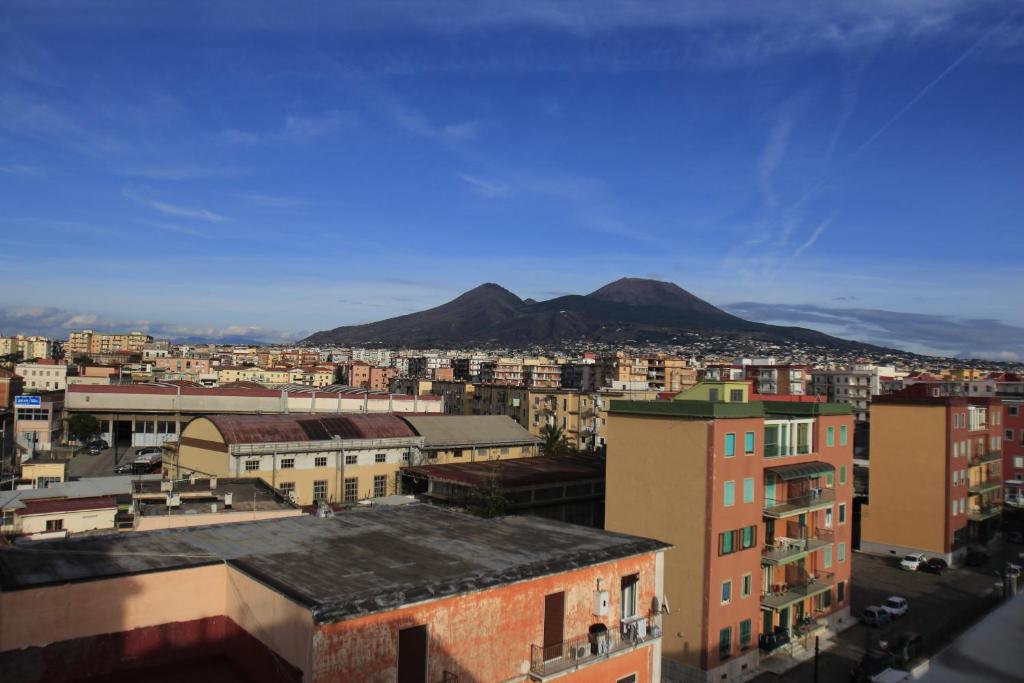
xmin=397 ymin=624 xmax=427 ymax=683
xmin=543 ymin=591 xmax=565 ymax=661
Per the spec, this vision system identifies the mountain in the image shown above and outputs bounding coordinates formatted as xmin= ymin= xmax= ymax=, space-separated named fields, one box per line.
xmin=302 ymin=277 xmax=875 ymax=350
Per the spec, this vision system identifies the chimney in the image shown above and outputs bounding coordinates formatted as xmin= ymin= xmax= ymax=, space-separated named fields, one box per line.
xmin=224 ymin=492 xmax=233 ymax=508
xmin=210 ymin=503 xmax=218 ymax=513
xmin=209 ymin=477 xmax=217 ymax=490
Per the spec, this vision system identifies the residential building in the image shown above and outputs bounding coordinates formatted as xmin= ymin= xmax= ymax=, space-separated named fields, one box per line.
xmin=861 ymin=391 xmax=1004 ymax=564
xmin=597 ymin=352 xmax=695 ymax=391
xmin=0 ymin=368 xmax=25 ymax=409
xmin=606 ymin=387 xmax=855 ymax=682
xmin=0 ymin=335 xmax=53 ymax=361
xmin=0 ymin=506 xmax=669 ymax=682
xmin=14 ymin=359 xmax=68 ymax=391
xmin=742 ymin=362 xmax=811 ymax=396
xmin=400 ymin=414 xmax=540 ymax=463
xmin=18 ymin=458 xmax=66 ymax=488
xmin=452 ymin=354 xmax=489 ymax=381
xmin=479 ymin=357 xmax=525 ymax=385
xmin=64 ymin=383 xmax=441 ymax=449
xmin=391 ymin=377 xmax=434 ymax=397
xmin=524 ymin=357 xmax=563 ymax=388
xmin=402 ymin=453 xmax=607 ymax=527
xmin=65 ymin=330 xmax=153 ymax=356
xmin=430 ymin=379 xmax=476 ymax=415
xmin=14 ymin=391 xmax=63 ymax=459
xmin=811 ymin=365 xmax=894 ymax=422
xmin=1003 ymin=397 xmax=1024 ymax=507
xmin=561 ymin=360 xmax=598 ymax=392
xmin=170 ymin=413 xmax=424 ymax=505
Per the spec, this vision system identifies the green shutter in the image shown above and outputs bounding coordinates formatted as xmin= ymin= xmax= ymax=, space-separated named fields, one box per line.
xmin=827 ymin=426 xmax=835 ymax=446
xmin=840 ymin=465 xmax=847 ymax=484
xmin=724 ymin=480 xmax=735 ymax=506
xmin=725 ymin=433 xmax=736 ymax=457
xmin=840 ymin=425 xmax=848 ymax=446
xmin=743 ymin=477 xmax=755 ymax=503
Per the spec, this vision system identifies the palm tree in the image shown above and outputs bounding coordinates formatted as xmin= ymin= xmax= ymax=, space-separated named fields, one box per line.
xmin=539 ymin=423 xmax=573 ymax=456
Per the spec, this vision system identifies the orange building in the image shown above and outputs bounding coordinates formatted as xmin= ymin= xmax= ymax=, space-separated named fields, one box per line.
xmin=606 ymin=387 xmax=855 ymax=682
xmin=0 ymin=505 xmax=669 ymax=683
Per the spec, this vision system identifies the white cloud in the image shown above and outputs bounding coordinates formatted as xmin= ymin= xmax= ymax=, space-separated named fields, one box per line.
xmin=123 ymin=189 xmax=227 ymax=223
xmin=458 ymin=173 xmax=510 ymax=198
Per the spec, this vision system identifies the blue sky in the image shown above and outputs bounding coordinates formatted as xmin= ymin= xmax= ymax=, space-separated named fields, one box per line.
xmin=2 ymin=2 xmax=1023 ymax=359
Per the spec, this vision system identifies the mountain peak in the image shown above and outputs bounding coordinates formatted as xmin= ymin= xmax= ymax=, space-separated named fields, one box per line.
xmin=452 ymin=282 xmax=523 ymax=305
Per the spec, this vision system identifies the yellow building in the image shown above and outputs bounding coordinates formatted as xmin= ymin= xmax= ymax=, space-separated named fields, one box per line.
xmin=66 ymin=330 xmax=152 ymax=356
xmin=19 ymin=459 xmax=66 ymax=488
xmin=597 ymin=352 xmax=695 ymax=391
xmin=674 ymin=380 xmax=751 ymax=403
xmin=401 ymin=414 xmax=540 ymax=463
xmin=0 ymin=335 xmax=53 ymax=360
xmin=431 ymin=380 xmax=476 ymax=415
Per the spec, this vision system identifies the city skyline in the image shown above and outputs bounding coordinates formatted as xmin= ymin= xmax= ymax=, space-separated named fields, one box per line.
xmin=2 ymin=2 xmax=1023 ymax=359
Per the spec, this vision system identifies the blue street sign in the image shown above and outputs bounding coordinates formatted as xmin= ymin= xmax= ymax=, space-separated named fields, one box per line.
xmin=15 ymin=395 xmax=42 ymax=407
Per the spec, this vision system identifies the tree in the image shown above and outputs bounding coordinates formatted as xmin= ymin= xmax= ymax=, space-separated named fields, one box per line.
xmin=68 ymin=413 xmax=101 ymax=444
xmin=467 ymin=476 xmax=508 ymax=519
xmin=539 ymin=423 xmax=574 ymax=456
xmin=73 ymin=355 xmax=94 ymax=365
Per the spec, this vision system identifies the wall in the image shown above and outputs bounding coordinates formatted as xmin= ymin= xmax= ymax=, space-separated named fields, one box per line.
xmin=310 ymin=553 xmax=660 ymax=683
xmin=134 ymin=508 xmax=303 ymax=531
xmin=606 ymin=414 xmax=709 ymax=672
xmin=17 ymin=506 xmax=117 ymax=535
xmin=20 ymin=461 xmax=66 ymax=486
xmin=862 ymin=404 xmax=949 ymax=556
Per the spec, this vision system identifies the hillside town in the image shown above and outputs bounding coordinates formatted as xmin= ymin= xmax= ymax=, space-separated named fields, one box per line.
xmin=1 ymin=329 xmax=1022 ymax=682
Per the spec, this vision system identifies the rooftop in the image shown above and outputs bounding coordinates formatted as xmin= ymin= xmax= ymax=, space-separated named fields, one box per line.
xmin=610 ymin=399 xmax=852 ymax=418
xmin=0 ymin=505 xmax=669 ymax=624
xmin=203 ymin=413 xmax=418 ymax=445
xmin=402 ymin=453 xmax=605 ymax=488
xmin=132 ymin=477 xmax=297 ymax=516
xmin=401 ymin=414 xmax=540 ymax=448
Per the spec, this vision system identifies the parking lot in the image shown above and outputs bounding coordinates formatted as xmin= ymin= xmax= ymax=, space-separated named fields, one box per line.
xmin=65 ymin=444 xmax=143 ymax=478
xmin=753 ymin=549 xmax=1011 ymax=682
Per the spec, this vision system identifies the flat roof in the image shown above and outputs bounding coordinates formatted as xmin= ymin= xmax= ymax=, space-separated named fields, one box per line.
xmin=0 ymin=505 xmax=669 ymax=624
xmin=402 ymin=454 xmax=605 ymax=488
xmin=610 ymin=399 xmax=852 ymax=419
xmin=202 ymin=413 xmax=418 ymax=445
xmin=401 ymin=415 xmax=540 ymax=448
xmin=133 ymin=477 xmax=297 ymax=516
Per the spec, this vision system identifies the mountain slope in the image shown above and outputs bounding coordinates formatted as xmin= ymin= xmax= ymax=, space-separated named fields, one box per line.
xmin=302 ymin=278 xmax=875 ymax=349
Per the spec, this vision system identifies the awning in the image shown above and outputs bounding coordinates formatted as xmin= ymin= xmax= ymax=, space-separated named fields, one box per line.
xmin=765 ymin=461 xmax=835 ymax=481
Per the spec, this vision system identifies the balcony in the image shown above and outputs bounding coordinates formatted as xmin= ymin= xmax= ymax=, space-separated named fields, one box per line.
xmin=529 ymin=615 xmax=661 ymax=680
xmin=762 ymin=528 xmax=834 ymax=566
xmin=763 ymin=488 xmax=836 ymax=519
xmin=968 ymin=504 xmax=1002 ymax=522
xmin=761 ymin=570 xmax=835 ymax=611
xmin=969 ymin=450 xmax=1002 ymax=467
xmin=968 ymin=480 xmax=1001 ymax=496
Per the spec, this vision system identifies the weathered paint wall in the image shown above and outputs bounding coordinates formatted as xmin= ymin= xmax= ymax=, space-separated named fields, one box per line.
xmin=16 ymin=506 xmax=117 ymax=535
xmin=605 ymin=413 xmax=708 ymax=671
xmin=225 ymin=565 xmax=315 ymax=680
xmin=134 ymin=507 xmax=303 ymax=531
xmin=0 ymin=563 xmax=227 ymax=652
xmin=311 ymin=554 xmax=660 ymax=682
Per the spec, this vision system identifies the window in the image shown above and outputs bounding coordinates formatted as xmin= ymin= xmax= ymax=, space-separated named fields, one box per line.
xmin=1006 ymin=429 xmax=1014 ymax=441
xmin=721 ymin=579 xmax=732 ymax=604
xmin=719 ymin=530 xmax=735 ymax=555
xmin=709 ymin=388 xmax=719 ymax=402
xmin=314 ymin=456 xmax=327 ymax=467
xmin=743 ymin=525 xmax=758 ymax=550
xmin=839 ymin=503 xmax=847 ymax=524
xmin=313 ymin=480 xmax=328 ymax=501
xmin=744 ymin=431 xmax=755 ymax=454
xmin=827 ymin=426 xmax=835 ymax=447
xmin=452 ymin=448 xmax=463 ymax=458
xmin=724 ymin=433 xmax=736 ymax=457
xmin=344 ymin=477 xmax=358 ymax=502
xmin=740 ymin=619 xmax=752 ymax=649
xmin=825 ymin=507 xmax=833 ymax=528
xmin=730 ymin=389 xmax=744 ymax=402
xmin=825 ymin=472 xmax=834 ymax=487
xmin=375 ymin=453 xmax=386 ymax=463
xmin=245 ymin=460 xmax=259 ymax=471
xmin=839 ymin=424 xmax=848 ymax=446
xmin=724 ymin=480 xmax=735 ymax=506
xmin=741 ymin=573 xmax=752 ymax=597
xmin=1015 ymin=457 xmax=1023 ymax=468
xmin=719 ymin=626 xmax=732 ymax=658
xmin=402 ymin=452 xmax=410 ymax=462
xmin=839 ymin=465 xmax=847 ymax=485
xmin=960 ymin=497 xmax=966 ymax=514
xmin=617 ymin=677 xmax=637 ymax=683
xmin=280 ymin=458 xmax=295 ymax=469
xmin=621 ymin=573 xmax=639 ymax=619
xmin=797 ymin=422 xmax=810 ymax=453
xmin=743 ymin=477 xmax=754 ymax=503
xmin=373 ymin=474 xmax=387 ymax=497
xmin=952 ymin=501 xmax=958 ymax=516
xmin=46 ymin=519 xmax=64 ymax=532
xmin=279 ymin=482 xmax=294 ymax=496
xmin=764 ymin=425 xmax=779 ymax=457
xmin=823 ymin=546 xmax=833 ymax=568
xmin=838 ymin=542 xmax=847 ymax=562
xmin=345 ymin=454 xmax=357 ymax=465
xmin=1010 ymin=406 xmax=1020 ymax=417
xmin=837 ymin=581 xmax=846 ymax=603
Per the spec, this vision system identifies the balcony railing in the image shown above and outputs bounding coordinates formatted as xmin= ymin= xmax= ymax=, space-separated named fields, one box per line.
xmin=763 ymin=489 xmax=835 ymax=518
xmin=968 ymin=480 xmax=1001 ymax=496
xmin=968 ymin=504 xmax=1002 ymax=522
xmin=762 ymin=528 xmax=834 ymax=565
xmin=761 ymin=570 xmax=835 ymax=610
xmin=969 ymin=451 xmax=1002 ymax=467
xmin=529 ymin=615 xmax=661 ymax=678
xmin=764 ymin=443 xmax=812 ymax=458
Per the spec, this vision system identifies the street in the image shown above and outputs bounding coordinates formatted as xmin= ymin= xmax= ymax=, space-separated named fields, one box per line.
xmin=752 ymin=550 xmax=1010 ymax=682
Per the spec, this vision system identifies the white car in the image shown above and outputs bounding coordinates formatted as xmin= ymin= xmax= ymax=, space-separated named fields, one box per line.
xmin=900 ymin=553 xmax=926 ymax=571
xmin=881 ymin=596 xmax=908 ymax=618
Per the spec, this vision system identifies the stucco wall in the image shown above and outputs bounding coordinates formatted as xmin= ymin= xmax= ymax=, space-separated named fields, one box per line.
xmin=18 ymin=507 xmax=117 ymax=535
xmin=311 ymin=554 xmax=660 ymax=682
xmin=134 ymin=508 xmax=303 ymax=531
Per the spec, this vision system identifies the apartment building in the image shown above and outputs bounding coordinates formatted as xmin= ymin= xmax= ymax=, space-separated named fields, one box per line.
xmin=811 ymin=366 xmax=894 ymax=422
xmin=479 ymin=357 xmax=525 ymax=384
xmin=14 ymin=392 xmax=64 ymax=458
xmin=452 ymin=354 xmax=489 ymax=380
xmin=524 ymin=357 xmax=563 ymax=388
xmin=861 ymin=390 xmax=1004 ymax=564
xmin=597 ymin=352 xmax=694 ymax=391
xmin=561 ymin=360 xmax=598 ymax=392
xmin=430 ymin=379 xmax=476 ymax=415
xmin=0 ymin=335 xmax=53 ymax=360
xmin=1004 ymin=398 xmax=1024 ymax=507
xmin=0 ymin=506 xmax=669 ymax=683
xmin=606 ymin=385 xmax=855 ymax=682
xmin=14 ymin=359 xmax=67 ymax=391
xmin=744 ymin=363 xmax=810 ymax=396
xmin=65 ymin=330 xmax=152 ymax=356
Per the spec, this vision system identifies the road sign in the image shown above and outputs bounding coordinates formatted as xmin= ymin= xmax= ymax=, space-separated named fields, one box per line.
xmin=14 ymin=395 xmax=41 ymax=407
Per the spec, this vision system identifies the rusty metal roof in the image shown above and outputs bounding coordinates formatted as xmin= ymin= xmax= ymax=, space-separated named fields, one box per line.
xmin=402 ymin=454 xmax=605 ymax=488
xmin=204 ymin=413 xmax=418 ymax=445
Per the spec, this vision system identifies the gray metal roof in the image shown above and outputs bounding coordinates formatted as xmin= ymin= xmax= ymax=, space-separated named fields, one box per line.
xmin=0 ymin=504 xmax=669 ymax=624
xmin=765 ymin=461 xmax=835 ymax=481
xmin=0 ymin=475 xmax=161 ymax=510
xmin=402 ymin=415 xmax=540 ymax=448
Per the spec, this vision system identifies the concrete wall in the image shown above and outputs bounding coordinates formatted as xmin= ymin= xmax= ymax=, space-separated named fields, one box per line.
xmin=18 ymin=506 xmax=117 ymax=535
xmin=134 ymin=508 xmax=303 ymax=531
xmin=606 ymin=414 xmax=709 ymax=672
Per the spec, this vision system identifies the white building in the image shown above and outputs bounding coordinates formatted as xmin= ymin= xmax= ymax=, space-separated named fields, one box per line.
xmin=15 ymin=360 xmax=68 ymax=391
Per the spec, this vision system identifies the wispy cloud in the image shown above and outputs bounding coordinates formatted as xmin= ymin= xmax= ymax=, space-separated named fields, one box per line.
xmin=793 ymin=215 xmax=835 ymax=257
xmin=726 ymin=301 xmax=1024 ymax=361
xmin=120 ymin=165 xmax=248 ymax=180
xmin=458 ymin=173 xmax=510 ymax=198
xmin=0 ymin=164 xmax=40 ymax=175
xmin=124 ymin=189 xmax=227 ymax=223
xmin=758 ymin=112 xmax=795 ymax=210
xmin=218 ymin=110 xmax=355 ymax=145
xmin=241 ymin=192 xmax=307 ymax=208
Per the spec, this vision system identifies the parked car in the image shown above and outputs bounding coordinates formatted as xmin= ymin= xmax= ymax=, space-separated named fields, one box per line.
xmin=135 ymin=446 xmax=162 ymax=457
xmin=87 ymin=439 xmax=109 ymax=450
xmin=862 ymin=606 xmax=893 ymax=628
xmin=881 ymin=596 xmax=909 ymax=619
xmin=966 ymin=550 xmax=989 ymax=567
xmin=899 ymin=553 xmax=926 ymax=571
xmin=113 ymin=462 xmax=134 ymax=474
xmin=919 ymin=558 xmax=947 ymax=574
